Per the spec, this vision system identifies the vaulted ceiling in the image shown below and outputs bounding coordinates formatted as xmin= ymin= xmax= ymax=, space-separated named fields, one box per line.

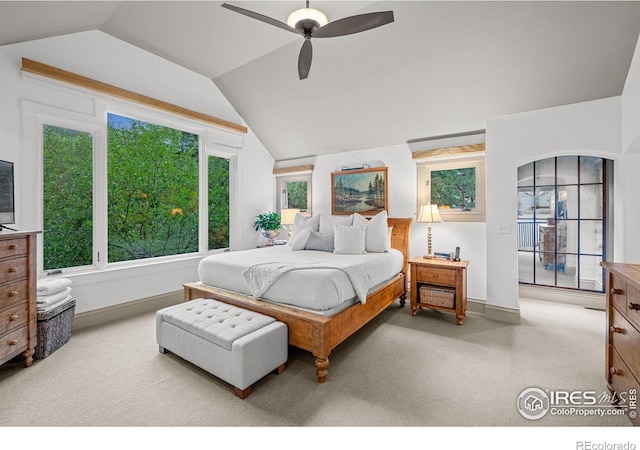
xmin=2 ymin=1 xmax=640 ymax=161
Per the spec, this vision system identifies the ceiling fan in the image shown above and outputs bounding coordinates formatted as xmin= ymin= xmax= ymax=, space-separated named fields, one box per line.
xmin=221 ymin=2 xmax=394 ymax=80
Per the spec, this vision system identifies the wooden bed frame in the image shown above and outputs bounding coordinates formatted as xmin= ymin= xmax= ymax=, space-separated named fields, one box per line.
xmin=183 ymin=217 xmax=412 ymax=383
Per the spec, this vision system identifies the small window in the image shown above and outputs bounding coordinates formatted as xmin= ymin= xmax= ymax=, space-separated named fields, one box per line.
xmin=277 ymin=173 xmax=312 ymax=214
xmin=417 ymin=155 xmax=486 ymax=222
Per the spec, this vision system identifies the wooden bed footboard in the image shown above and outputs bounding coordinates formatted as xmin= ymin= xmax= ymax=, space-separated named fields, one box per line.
xmin=183 ymin=217 xmax=412 ymax=383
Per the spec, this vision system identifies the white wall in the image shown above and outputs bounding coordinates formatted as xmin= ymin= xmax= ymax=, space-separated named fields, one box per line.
xmin=486 ymin=97 xmax=623 ymax=312
xmin=622 ymin=31 xmax=640 ymax=263
xmin=0 ymin=31 xmax=275 ymax=314
xmin=311 ymin=143 xmax=488 ymax=304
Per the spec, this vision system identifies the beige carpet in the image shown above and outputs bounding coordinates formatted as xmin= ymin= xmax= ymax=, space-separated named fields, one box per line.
xmin=0 ymin=297 xmax=633 ymax=432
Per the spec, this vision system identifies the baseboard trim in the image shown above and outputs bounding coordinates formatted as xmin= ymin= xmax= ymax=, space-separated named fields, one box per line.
xmin=519 ymin=284 xmax=605 ymax=311
xmin=484 ymin=303 xmax=522 ymax=324
xmin=73 ymin=290 xmax=184 ymax=331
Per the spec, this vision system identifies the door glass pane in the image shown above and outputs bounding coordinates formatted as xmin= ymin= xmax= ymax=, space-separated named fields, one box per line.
xmin=580 ymin=156 xmax=603 ymax=184
xmin=580 ymin=184 xmax=603 ymax=219
xmin=535 ymin=158 xmax=555 ymax=186
xmin=43 ymin=125 xmax=93 ymax=270
xmin=518 ymin=251 xmax=534 ymax=283
xmin=558 ymin=185 xmax=577 ymax=219
xmin=557 ymin=156 xmax=578 ymax=185
xmin=534 ymin=187 xmax=554 ymax=219
xmin=580 ymin=220 xmax=603 ymax=254
xmin=208 ymin=155 xmax=229 ymax=250
xmin=517 ymin=162 xmax=533 ymax=187
xmin=556 ymin=253 xmax=578 ymax=289
xmin=579 ymin=255 xmax=604 ymax=291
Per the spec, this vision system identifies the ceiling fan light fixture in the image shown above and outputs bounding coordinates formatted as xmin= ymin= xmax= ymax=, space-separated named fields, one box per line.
xmin=287 ymin=8 xmax=328 ymax=33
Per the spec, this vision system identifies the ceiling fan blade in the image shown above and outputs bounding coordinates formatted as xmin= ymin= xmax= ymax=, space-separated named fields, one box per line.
xmin=298 ymin=39 xmax=312 ymax=80
xmin=221 ymin=3 xmax=301 ymax=35
xmin=312 ymin=11 xmax=394 ymax=38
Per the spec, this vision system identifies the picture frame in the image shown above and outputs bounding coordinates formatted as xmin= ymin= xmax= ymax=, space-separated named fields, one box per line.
xmin=331 ymin=167 xmax=388 ymax=216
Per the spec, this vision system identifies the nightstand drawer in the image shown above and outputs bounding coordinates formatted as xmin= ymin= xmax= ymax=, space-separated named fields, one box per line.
xmin=0 ymin=303 xmax=27 ymax=335
xmin=0 ymin=237 xmax=27 ymax=258
xmin=611 ymin=308 xmax=640 ymax=380
xmin=416 ymin=265 xmax=456 ymax=286
xmin=0 ymin=326 xmax=27 ymax=361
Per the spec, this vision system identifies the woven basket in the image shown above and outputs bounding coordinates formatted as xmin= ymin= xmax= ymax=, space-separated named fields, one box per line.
xmin=35 ymin=298 xmax=76 ymax=359
xmin=419 ymin=286 xmax=455 ymax=309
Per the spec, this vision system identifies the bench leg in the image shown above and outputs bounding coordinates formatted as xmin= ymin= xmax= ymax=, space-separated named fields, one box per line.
xmin=274 ymin=363 xmax=285 ymax=375
xmin=159 ymin=345 xmax=167 ymax=354
xmin=234 ymin=386 xmax=252 ymax=399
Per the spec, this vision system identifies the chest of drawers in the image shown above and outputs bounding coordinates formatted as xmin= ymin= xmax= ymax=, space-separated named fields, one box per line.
xmin=0 ymin=231 xmax=38 ymax=368
xmin=601 ymin=261 xmax=640 ymax=426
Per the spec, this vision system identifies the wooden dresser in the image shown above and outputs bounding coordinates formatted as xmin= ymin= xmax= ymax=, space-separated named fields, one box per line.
xmin=601 ymin=261 xmax=639 ymax=426
xmin=0 ymin=231 xmax=38 ymax=368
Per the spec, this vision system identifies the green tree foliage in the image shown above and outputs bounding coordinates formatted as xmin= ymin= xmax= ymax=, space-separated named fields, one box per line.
xmin=107 ymin=115 xmax=199 ymax=262
xmin=208 ymin=155 xmax=229 ymax=249
xmin=43 ymin=126 xmax=93 ymax=270
xmin=431 ymin=168 xmax=476 ymax=210
xmin=286 ymin=181 xmax=307 ymax=210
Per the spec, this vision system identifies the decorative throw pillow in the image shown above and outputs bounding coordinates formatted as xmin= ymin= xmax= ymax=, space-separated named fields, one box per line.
xmin=365 ymin=210 xmax=390 ymax=252
xmin=319 ymin=213 xmax=353 ymax=234
xmin=304 ymin=230 xmax=335 ymax=252
xmin=290 ymin=228 xmax=312 ymax=250
xmin=352 ymin=211 xmax=390 ymax=252
xmin=333 ymin=224 xmax=366 ymax=255
xmin=289 ymin=213 xmax=320 ymax=244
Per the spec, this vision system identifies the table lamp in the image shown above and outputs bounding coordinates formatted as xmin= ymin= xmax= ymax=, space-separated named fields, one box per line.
xmin=280 ymin=208 xmax=300 ymax=239
xmin=417 ymin=204 xmax=442 ymax=259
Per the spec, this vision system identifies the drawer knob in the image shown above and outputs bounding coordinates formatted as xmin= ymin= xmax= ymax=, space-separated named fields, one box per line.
xmin=8 ymin=291 xmax=18 ymax=297
xmin=610 ymin=326 xmax=623 ymax=334
xmin=629 ymin=303 xmax=640 ymax=311
xmin=8 ymin=244 xmax=18 ymax=250
xmin=8 ymin=267 xmax=18 ymax=273
xmin=610 ymin=366 xmax=620 ymax=376
xmin=611 ymin=288 xmax=624 ymax=295
xmin=9 ymin=313 xmax=18 ymax=321
xmin=8 ymin=339 xmax=18 ymax=346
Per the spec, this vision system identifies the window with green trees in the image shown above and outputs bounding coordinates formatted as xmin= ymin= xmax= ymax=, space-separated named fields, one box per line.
xmin=42 ymin=113 xmax=231 ymax=272
xmin=42 ymin=125 xmax=94 ymax=270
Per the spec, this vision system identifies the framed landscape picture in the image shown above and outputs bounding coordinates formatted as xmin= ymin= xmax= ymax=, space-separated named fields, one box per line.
xmin=331 ymin=167 xmax=388 ymax=216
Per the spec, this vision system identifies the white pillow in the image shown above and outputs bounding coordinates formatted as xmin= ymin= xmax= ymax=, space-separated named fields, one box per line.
xmin=333 ymin=224 xmax=366 ymax=255
xmin=352 ymin=211 xmax=390 ymax=252
xmin=319 ymin=213 xmax=353 ymax=234
xmin=290 ymin=228 xmax=312 ymax=250
xmin=289 ymin=213 xmax=320 ymax=244
xmin=365 ymin=210 xmax=390 ymax=253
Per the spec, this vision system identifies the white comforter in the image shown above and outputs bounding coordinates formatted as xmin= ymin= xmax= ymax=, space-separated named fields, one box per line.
xmin=198 ymin=246 xmax=404 ymax=312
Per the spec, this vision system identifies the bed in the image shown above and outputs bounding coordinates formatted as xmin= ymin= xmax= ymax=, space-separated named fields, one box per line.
xmin=183 ymin=216 xmax=412 ymax=383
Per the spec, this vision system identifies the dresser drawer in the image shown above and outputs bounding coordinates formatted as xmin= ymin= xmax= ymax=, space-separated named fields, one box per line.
xmin=610 ymin=348 xmax=640 ymax=426
xmin=0 ymin=257 xmax=27 ymax=285
xmin=611 ymin=308 xmax=640 ymax=381
xmin=611 ymin=273 xmax=640 ymax=331
xmin=416 ymin=265 xmax=456 ymax=286
xmin=0 ymin=303 xmax=27 ymax=335
xmin=0 ymin=280 xmax=28 ymax=310
xmin=0 ymin=237 xmax=27 ymax=258
xmin=0 ymin=325 xmax=28 ymax=362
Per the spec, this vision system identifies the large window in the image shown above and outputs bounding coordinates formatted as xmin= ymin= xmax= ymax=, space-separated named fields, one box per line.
xmin=41 ymin=112 xmax=232 ymax=272
xmin=517 ymin=156 xmax=612 ymax=292
xmin=42 ymin=125 xmax=94 ymax=270
xmin=107 ymin=113 xmax=199 ymax=263
xmin=276 ymin=173 xmax=312 ymax=214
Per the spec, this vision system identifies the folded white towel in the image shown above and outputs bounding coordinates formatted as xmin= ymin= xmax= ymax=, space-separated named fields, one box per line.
xmin=37 ymin=287 xmax=73 ymax=307
xmin=37 ymin=278 xmax=72 ymax=296
xmin=37 ymin=294 xmax=73 ymax=313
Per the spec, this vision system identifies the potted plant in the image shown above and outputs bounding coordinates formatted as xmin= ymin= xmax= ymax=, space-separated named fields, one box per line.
xmin=252 ymin=211 xmax=282 ymax=246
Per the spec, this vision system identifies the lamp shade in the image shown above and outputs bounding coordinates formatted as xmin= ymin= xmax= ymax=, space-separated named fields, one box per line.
xmin=417 ymin=204 xmax=442 ymax=224
xmin=280 ymin=208 xmax=300 ymax=226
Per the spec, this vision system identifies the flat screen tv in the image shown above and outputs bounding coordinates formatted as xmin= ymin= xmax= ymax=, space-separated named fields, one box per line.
xmin=0 ymin=159 xmax=15 ymax=227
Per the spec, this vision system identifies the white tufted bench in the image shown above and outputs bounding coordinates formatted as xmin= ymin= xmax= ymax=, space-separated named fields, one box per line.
xmin=156 ymin=298 xmax=288 ymax=398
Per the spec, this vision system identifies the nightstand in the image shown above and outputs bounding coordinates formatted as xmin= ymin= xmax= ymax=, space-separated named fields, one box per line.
xmin=409 ymin=258 xmax=469 ymax=325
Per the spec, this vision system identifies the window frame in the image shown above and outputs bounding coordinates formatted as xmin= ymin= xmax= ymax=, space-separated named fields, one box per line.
xmin=276 ymin=172 xmax=312 ymax=216
xmin=416 ymin=154 xmax=486 ymax=222
xmin=30 ymin=98 xmax=238 ymax=276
